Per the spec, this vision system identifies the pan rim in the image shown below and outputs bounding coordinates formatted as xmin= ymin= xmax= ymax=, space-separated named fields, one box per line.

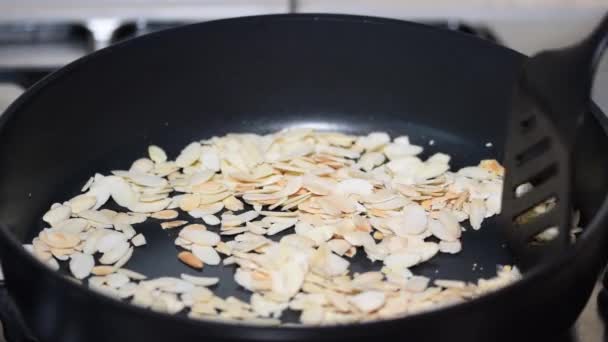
xmin=0 ymin=12 xmax=607 ymax=336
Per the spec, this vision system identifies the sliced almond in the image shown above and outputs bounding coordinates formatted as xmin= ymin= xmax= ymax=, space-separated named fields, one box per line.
xmin=178 ymin=251 xmax=203 ymax=269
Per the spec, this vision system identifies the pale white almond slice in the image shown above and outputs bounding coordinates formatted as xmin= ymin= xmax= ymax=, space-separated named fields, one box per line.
xmin=405 ymin=276 xmax=429 ymax=292
xmin=81 ymin=176 xmax=95 ymax=192
xmin=43 ymin=205 xmax=72 ymax=225
xmin=46 ymin=258 xmax=60 ymax=271
xmin=130 ymin=158 xmax=154 ymax=174
xmin=267 ymin=218 xmax=298 ymax=235
xmin=114 ymin=245 xmax=133 ymax=269
xmin=385 ymin=210 xmax=426 ymax=238
xmin=468 ymin=199 xmax=486 ymax=230
xmin=327 ymin=239 xmax=351 ymax=256
xmin=55 ymin=218 xmax=89 ymax=234
xmin=384 ymin=252 xmax=421 ymax=270
xmin=69 ymin=252 xmax=94 ymax=279
xmin=188 ymin=202 xmax=224 ymax=218
xmin=191 ymin=245 xmax=221 ymax=265
xmin=458 ymin=166 xmax=492 ymax=180
xmin=356 ymin=132 xmax=390 ymax=151
xmin=180 ymin=273 xmax=220 ymax=287
xmin=69 ymin=195 xmax=97 ymax=214
xmin=106 ymin=272 xmax=130 ymax=288
xmin=109 ymin=177 xmax=138 ymax=208
xmin=302 ymin=174 xmax=334 ymax=195
xmin=202 ymin=214 xmax=220 ymax=226
xmin=435 ymin=279 xmax=466 ymax=289
xmin=117 ymin=282 xmax=138 ymax=299
xmin=343 ymin=231 xmax=375 ymax=248
xmin=176 ymin=142 xmax=202 ymax=168
xmin=179 ymin=226 xmax=220 ymax=246
xmin=79 ymin=210 xmax=114 ymax=225
xmin=367 ymin=196 xmax=409 ymax=211
xmin=131 ymin=233 xmax=146 ymax=247
xmin=436 ymin=210 xmax=462 ymax=241
xmin=415 ymin=162 xmax=449 ymax=182
xmin=251 ymin=293 xmax=289 ymax=318
xmin=439 ymin=240 xmax=462 ymax=254
xmin=349 ymin=291 xmax=385 ymax=313
xmin=151 ymin=209 xmax=179 ymax=220
xmin=148 ymin=145 xmax=168 ymax=163
xmin=100 ymin=240 xmax=130 ymax=264
xmin=117 ymin=223 xmax=136 ymax=239
xmin=96 ymin=231 xmax=127 ymax=253
xmin=336 ymin=179 xmax=373 ymax=196
xmin=160 ymin=220 xmax=188 ymax=230
xmin=117 ymin=268 xmax=147 ymax=280
xmin=189 ymin=170 xmax=215 ymax=186
xmin=114 ymin=171 xmax=168 ymax=188
xmin=200 ymin=146 xmax=220 ymax=172
xmin=82 ymin=229 xmax=106 ymax=255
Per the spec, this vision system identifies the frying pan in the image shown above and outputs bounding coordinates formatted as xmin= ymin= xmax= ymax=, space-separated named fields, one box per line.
xmin=0 ymin=14 xmax=607 ymax=342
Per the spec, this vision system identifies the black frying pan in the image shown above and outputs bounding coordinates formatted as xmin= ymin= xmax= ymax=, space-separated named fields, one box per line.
xmin=0 ymin=14 xmax=607 ymax=342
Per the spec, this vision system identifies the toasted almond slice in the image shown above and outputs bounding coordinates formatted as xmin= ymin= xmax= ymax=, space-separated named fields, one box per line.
xmin=91 ymin=265 xmax=117 ymax=276
xmin=151 ymin=209 xmax=179 ymax=220
xmin=178 ymin=251 xmax=203 ymax=269
xmin=161 ymin=220 xmax=188 ymax=230
xmin=40 ymin=230 xmax=80 ymax=249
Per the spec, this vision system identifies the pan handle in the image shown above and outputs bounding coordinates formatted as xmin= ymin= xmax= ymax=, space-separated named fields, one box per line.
xmin=0 ymin=266 xmax=38 ymax=342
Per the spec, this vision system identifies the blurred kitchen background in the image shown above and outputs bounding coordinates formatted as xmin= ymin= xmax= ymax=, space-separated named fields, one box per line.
xmin=0 ymin=1 xmax=607 ymax=341
xmin=0 ymin=0 xmax=607 ymax=114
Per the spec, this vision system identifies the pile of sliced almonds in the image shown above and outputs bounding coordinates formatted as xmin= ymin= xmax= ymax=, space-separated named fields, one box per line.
xmin=24 ymin=129 xmax=522 ymax=325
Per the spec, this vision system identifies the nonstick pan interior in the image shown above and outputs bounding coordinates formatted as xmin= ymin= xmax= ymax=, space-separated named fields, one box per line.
xmin=3 ymin=14 xmax=604 ymax=329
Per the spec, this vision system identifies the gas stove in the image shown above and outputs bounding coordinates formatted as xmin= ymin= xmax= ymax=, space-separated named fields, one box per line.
xmin=0 ymin=18 xmax=606 ymax=342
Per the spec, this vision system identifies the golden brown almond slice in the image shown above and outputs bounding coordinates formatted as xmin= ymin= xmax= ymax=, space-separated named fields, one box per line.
xmin=178 ymin=251 xmax=204 ymax=269
xmin=91 ymin=265 xmax=117 ymax=276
